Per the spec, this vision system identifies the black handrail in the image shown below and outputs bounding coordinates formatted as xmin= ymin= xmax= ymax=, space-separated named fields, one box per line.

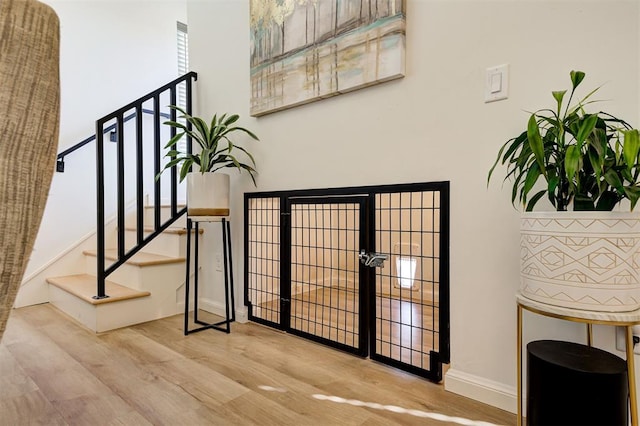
xmin=94 ymin=71 xmax=197 ymax=299
xmin=56 ymin=109 xmax=170 ymax=172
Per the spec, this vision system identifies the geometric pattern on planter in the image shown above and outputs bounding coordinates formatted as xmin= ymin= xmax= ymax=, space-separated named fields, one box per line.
xmin=520 ymin=212 xmax=640 ymax=312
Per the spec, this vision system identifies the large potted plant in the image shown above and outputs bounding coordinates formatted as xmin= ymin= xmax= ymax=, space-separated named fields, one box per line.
xmin=157 ymin=106 xmax=258 ymax=217
xmin=489 ymin=70 xmax=640 ymax=312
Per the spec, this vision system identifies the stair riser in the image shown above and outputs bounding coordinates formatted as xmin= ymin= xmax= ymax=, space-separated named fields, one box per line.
xmin=49 ymin=284 xmax=192 ymax=332
xmin=119 ymin=229 xmax=200 ymax=258
xmin=122 ymin=204 xmax=187 ymax=228
xmin=49 ymin=285 xmax=100 ymax=331
xmin=84 ymin=256 xmax=189 ymax=289
xmin=124 ymin=216 xmax=187 ymax=232
xmin=145 ymin=207 xmax=187 ymax=227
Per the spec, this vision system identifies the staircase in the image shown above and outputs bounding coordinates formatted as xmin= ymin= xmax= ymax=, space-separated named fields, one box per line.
xmin=41 ymin=72 xmax=200 ymax=332
xmin=46 ymin=206 xmax=201 ymax=332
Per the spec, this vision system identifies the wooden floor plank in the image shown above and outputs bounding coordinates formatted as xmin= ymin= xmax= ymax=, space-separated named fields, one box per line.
xmin=51 ymin=393 xmax=140 ymax=425
xmin=0 ymin=346 xmax=39 ymax=399
xmin=0 ymin=390 xmax=68 ymax=426
xmin=0 ymin=304 xmax=516 ymax=425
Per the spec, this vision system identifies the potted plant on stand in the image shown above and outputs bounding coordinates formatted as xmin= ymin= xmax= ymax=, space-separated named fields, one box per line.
xmin=488 ymin=70 xmax=640 ymax=312
xmin=157 ymin=106 xmax=259 ymax=217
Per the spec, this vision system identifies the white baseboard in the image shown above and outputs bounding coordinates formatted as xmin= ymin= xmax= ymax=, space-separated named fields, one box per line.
xmin=179 ymin=298 xmax=248 ymax=323
xmin=199 ymin=298 xmax=248 ymax=323
xmin=444 ymin=368 xmax=516 ymax=414
xmin=235 ymin=307 xmax=248 ymax=323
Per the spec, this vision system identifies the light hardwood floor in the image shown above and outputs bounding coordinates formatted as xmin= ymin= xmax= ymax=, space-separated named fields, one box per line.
xmin=0 ymin=304 xmax=515 ymax=425
xmin=264 ymin=287 xmax=439 ymax=367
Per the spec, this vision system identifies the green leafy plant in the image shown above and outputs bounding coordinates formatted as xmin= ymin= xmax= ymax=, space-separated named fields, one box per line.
xmin=157 ymin=106 xmax=259 ymax=185
xmin=488 ymin=70 xmax=640 ymax=211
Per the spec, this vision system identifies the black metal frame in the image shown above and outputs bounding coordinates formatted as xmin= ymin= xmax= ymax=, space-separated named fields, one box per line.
xmin=244 ymin=181 xmax=450 ymax=382
xmin=94 ymin=72 xmax=197 ymax=299
xmin=184 ymin=218 xmax=236 ymax=335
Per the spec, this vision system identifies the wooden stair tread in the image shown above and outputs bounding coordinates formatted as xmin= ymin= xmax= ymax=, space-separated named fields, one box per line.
xmin=144 ymin=204 xmax=186 ymax=209
xmin=47 ymin=274 xmax=150 ymax=305
xmin=83 ymin=249 xmax=185 ymax=266
xmin=123 ymin=225 xmax=203 ymax=235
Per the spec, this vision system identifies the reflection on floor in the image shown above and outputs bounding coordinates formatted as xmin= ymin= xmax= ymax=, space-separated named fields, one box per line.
xmin=253 ymin=286 xmax=438 ymax=369
xmin=291 ymin=286 xmax=360 ymax=348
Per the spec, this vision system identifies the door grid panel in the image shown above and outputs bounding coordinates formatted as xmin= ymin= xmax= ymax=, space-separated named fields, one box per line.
xmin=245 ymin=197 xmax=281 ymax=326
xmin=373 ymin=191 xmax=444 ymax=377
xmin=289 ymin=200 xmax=365 ymax=354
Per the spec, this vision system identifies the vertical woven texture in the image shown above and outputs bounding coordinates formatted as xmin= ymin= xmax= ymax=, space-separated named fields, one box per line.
xmin=0 ymin=0 xmax=59 ymax=341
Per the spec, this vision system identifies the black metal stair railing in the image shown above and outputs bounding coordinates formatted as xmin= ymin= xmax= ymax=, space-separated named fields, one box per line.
xmin=94 ymin=72 xmax=197 ymax=299
xmin=56 ymin=109 xmax=171 ymax=173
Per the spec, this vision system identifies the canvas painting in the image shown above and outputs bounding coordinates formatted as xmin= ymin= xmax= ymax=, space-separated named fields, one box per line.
xmin=250 ymin=0 xmax=406 ymax=116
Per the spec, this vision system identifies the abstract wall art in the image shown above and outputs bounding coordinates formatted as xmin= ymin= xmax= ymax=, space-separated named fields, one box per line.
xmin=250 ymin=0 xmax=406 ymax=116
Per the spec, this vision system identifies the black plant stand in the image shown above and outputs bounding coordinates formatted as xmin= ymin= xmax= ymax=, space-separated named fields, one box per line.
xmin=184 ymin=216 xmax=236 ymax=335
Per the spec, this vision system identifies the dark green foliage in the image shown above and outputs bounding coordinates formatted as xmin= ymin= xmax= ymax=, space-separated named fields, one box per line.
xmin=157 ymin=106 xmax=259 ymax=185
xmin=488 ymin=71 xmax=640 ymax=211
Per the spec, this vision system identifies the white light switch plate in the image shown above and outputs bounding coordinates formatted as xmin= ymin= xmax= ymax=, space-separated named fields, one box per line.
xmin=215 ymin=253 xmax=223 ymax=271
xmin=485 ymin=64 xmax=509 ymax=103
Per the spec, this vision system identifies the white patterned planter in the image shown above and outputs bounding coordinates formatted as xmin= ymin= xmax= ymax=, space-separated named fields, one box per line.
xmin=521 ymin=212 xmax=640 ymax=312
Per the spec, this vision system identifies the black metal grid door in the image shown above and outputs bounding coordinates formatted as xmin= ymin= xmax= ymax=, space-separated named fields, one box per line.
xmin=286 ymin=197 xmax=368 ymax=355
xmin=371 ymin=189 xmax=449 ymax=381
xmin=245 ymin=196 xmax=281 ymax=328
xmin=245 ymin=182 xmax=449 ymax=382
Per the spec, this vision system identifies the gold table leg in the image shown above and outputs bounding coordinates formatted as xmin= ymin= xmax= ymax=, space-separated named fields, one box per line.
xmin=518 ymin=298 xmax=638 ymax=425
xmin=517 ymin=304 xmax=523 ymax=426
xmin=626 ymin=326 xmax=638 ymax=426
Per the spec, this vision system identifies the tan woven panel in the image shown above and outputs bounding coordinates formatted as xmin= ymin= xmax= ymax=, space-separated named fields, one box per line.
xmin=0 ymin=0 xmax=60 ymax=341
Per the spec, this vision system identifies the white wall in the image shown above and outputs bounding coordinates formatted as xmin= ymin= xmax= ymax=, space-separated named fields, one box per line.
xmin=20 ymin=1 xmax=187 ymax=299
xmin=42 ymin=0 xmax=187 ymax=148
xmin=189 ymin=0 xmax=639 ymax=413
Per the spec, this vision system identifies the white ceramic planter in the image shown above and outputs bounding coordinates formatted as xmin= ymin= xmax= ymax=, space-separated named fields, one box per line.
xmin=186 ymin=172 xmax=230 ymax=216
xmin=520 ymin=212 xmax=640 ymax=312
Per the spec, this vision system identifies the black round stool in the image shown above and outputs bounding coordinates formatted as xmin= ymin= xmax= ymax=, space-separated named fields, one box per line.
xmin=527 ymin=340 xmax=628 ymax=425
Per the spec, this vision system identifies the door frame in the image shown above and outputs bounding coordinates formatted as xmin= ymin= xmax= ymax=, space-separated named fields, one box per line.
xmin=244 ymin=181 xmax=450 ymax=382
